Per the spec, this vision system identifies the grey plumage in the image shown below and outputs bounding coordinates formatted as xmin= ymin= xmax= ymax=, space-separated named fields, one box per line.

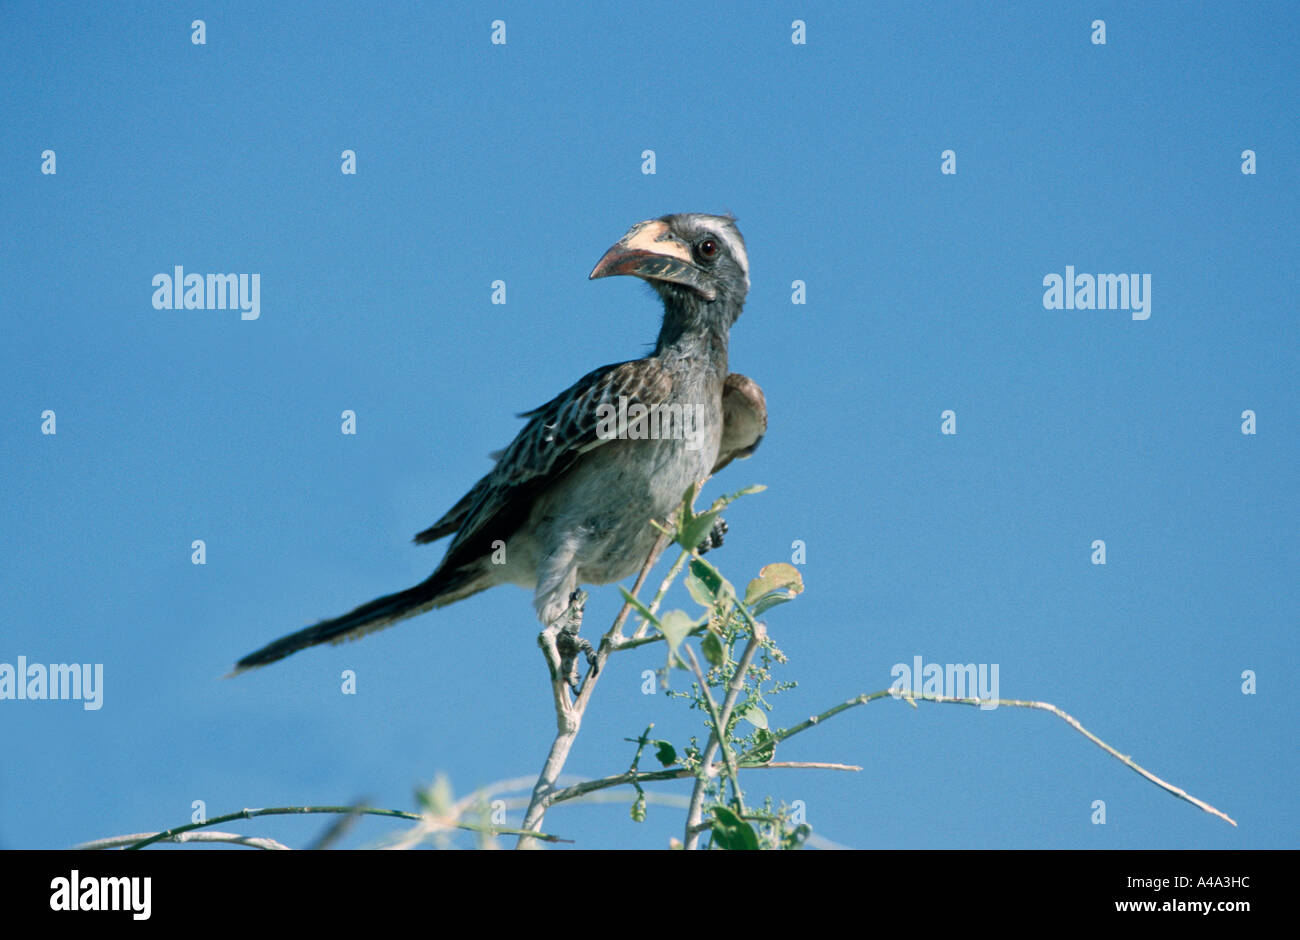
xmin=232 ymin=213 xmax=764 ymax=674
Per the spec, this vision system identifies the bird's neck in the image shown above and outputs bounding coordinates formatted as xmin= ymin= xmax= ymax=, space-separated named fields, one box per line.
xmin=653 ymin=295 xmax=734 ymax=377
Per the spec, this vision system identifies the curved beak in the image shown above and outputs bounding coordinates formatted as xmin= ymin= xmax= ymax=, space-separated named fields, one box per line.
xmin=589 ymin=219 xmax=716 ymax=301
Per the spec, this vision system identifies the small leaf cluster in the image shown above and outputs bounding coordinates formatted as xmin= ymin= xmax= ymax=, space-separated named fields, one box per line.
xmin=623 ymin=483 xmax=810 ymax=848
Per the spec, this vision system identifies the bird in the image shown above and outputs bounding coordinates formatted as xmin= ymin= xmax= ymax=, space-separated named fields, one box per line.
xmin=231 ymin=213 xmax=765 ymax=674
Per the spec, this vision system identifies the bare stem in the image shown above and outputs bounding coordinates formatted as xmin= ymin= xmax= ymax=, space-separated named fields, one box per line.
xmin=544 ymin=759 xmax=860 ymax=806
xmin=684 ymin=621 xmax=766 ymax=848
xmin=515 ymin=529 xmax=670 ymax=848
xmin=634 ymin=538 xmax=692 ymax=639
xmin=682 ymin=645 xmax=746 ymax=824
xmin=732 ymin=689 xmax=1238 ymax=828
xmin=83 ymin=804 xmax=564 ymax=851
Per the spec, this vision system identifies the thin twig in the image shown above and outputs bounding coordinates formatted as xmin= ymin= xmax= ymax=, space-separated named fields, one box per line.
xmin=78 ymin=831 xmax=292 ymax=851
xmin=684 ymin=621 xmax=766 ymax=848
xmin=85 ymin=804 xmax=564 ymax=851
xmin=305 ymin=799 xmax=369 ymax=850
xmin=542 ymin=758 xmax=860 ymax=806
xmin=634 ymin=536 xmax=691 ymax=639
xmin=682 ymin=644 xmax=746 ymax=822
xmin=731 ymin=689 xmax=1238 ymax=828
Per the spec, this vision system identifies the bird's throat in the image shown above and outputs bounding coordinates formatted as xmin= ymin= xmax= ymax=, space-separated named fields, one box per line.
xmin=653 ymin=292 xmax=734 ymax=375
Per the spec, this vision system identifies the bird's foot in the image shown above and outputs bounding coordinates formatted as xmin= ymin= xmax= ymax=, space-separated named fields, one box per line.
xmin=540 ymin=589 xmax=594 ymax=695
xmin=558 ymin=630 xmax=597 ymax=696
xmin=695 ymin=517 xmax=728 ymax=555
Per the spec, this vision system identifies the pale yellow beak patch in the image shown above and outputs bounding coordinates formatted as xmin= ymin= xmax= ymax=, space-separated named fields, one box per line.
xmin=617 ymin=219 xmax=693 ymax=264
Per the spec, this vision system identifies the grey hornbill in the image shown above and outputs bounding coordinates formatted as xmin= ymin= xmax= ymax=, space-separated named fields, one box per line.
xmin=232 ymin=213 xmax=766 ymax=675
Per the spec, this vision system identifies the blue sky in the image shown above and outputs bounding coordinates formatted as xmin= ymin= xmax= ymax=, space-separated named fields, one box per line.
xmin=1 ymin=1 xmax=1295 ymax=850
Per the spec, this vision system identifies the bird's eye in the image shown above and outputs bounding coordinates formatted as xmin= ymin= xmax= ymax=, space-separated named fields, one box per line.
xmin=697 ymin=238 xmax=720 ymax=261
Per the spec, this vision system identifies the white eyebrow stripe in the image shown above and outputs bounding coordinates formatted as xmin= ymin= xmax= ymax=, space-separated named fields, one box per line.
xmin=695 ymin=218 xmax=749 ymax=290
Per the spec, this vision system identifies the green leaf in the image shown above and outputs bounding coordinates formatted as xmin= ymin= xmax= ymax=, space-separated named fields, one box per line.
xmin=653 ymin=741 xmax=678 ymax=767
xmin=708 ymin=483 xmax=767 ymax=511
xmin=710 ymin=806 xmax=760 ymax=850
xmin=684 ymin=570 xmax=714 ymax=608
xmin=673 ymin=482 xmax=701 ymax=541
xmin=671 ymin=481 xmax=764 ymax=551
xmin=689 ymin=558 xmax=735 ymax=602
xmin=701 ymin=631 xmax=724 ymax=667
xmin=743 ymin=563 xmax=804 ymax=607
xmin=751 ymin=594 xmax=796 ymax=617
xmin=748 ymin=729 xmax=776 ymax=763
xmin=741 ymin=705 xmax=769 ymax=730
xmin=678 ymin=509 xmax=723 ymax=553
xmin=618 ymin=586 xmax=660 ymax=628
xmin=657 ymin=609 xmax=697 ymax=662
xmin=630 ymin=791 xmax=647 ymax=823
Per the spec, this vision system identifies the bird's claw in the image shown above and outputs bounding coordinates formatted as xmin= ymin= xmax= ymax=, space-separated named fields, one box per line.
xmin=696 ymin=517 xmax=728 ymax=555
xmin=544 ymin=590 xmax=596 ymax=695
xmin=558 ymin=628 xmax=597 ymax=695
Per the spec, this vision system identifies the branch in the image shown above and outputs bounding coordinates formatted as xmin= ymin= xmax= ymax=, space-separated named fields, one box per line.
xmin=78 ymin=831 xmax=292 ymax=850
xmin=682 ymin=643 xmax=746 ymax=828
xmin=633 ymin=525 xmax=691 ymax=639
xmin=515 ymin=530 xmax=674 ymax=847
xmin=83 ymin=803 xmax=566 ymax=851
xmin=543 ymin=759 xmax=861 ymax=806
xmin=683 ymin=621 xmax=766 ymax=848
xmin=733 ymin=689 xmax=1237 ymax=828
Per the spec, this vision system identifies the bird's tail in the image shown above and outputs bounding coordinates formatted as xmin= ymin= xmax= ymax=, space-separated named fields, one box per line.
xmin=227 ymin=567 xmax=483 ymax=675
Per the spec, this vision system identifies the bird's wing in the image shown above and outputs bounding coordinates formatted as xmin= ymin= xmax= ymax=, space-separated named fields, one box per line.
xmin=415 ymin=358 xmax=674 ymax=565
xmin=711 ymin=373 xmax=767 ymax=474
xmin=412 ymin=482 xmax=484 ymax=545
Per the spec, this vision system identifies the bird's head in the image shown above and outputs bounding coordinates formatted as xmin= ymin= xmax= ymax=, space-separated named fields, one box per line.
xmin=589 ymin=213 xmax=749 ymax=324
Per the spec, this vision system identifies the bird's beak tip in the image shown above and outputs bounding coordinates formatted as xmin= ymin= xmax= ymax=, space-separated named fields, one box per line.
xmin=588 ymin=251 xmax=620 ymax=281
